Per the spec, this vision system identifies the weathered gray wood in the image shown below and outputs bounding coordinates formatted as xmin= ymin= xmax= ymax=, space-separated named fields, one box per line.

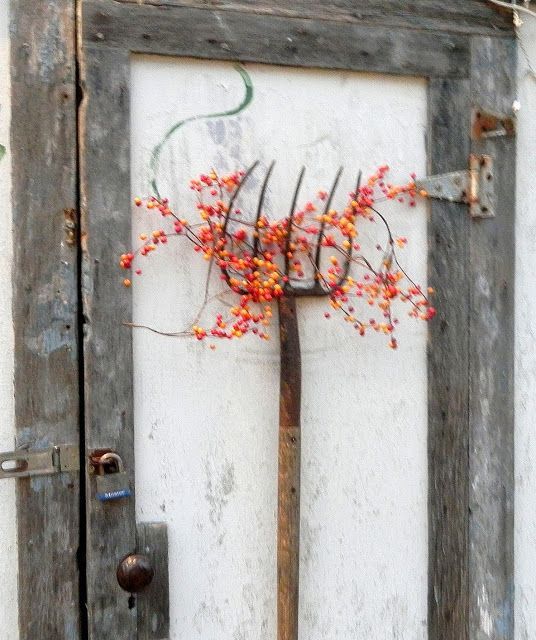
xmin=113 ymin=0 xmax=514 ymax=35
xmin=83 ymin=0 xmax=470 ymax=78
xmin=428 ymin=78 xmax=472 ymax=640
xmin=467 ymin=36 xmax=515 ymax=640
xmin=78 ymin=44 xmax=138 ymax=639
xmin=137 ymin=523 xmax=170 ymax=640
xmin=10 ymin=2 xmax=81 ymax=638
xmin=428 ymin=35 xmax=516 ymax=640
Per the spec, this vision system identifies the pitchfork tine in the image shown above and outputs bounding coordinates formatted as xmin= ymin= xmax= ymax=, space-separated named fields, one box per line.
xmin=284 ymin=166 xmax=306 ymax=279
xmin=221 ymin=160 xmax=259 ymax=238
xmin=220 ymin=160 xmax=259 ymax=292
xmin=253 ymin=161 xmax=276 ymax=258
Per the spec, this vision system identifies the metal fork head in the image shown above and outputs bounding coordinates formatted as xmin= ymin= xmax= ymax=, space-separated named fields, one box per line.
xmin=218 ymin=161 xmax=359 ymax=299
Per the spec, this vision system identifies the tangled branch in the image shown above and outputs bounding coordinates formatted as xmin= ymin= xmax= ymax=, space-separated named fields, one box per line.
xmin=120 ymin=165 xmax=435 ymax=349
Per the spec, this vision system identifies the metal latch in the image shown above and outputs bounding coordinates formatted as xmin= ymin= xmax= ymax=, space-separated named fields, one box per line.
xmin=415 ymin=154 xmax=495 ymax=219
xmin=0 ymin=444 xmax=79 ymax=479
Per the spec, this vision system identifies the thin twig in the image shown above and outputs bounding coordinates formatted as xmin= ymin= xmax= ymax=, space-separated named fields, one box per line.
xmin=123 ymin=322 xmax=192 ymax=337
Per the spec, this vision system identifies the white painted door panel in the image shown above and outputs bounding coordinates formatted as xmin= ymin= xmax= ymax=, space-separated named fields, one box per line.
xmin=131 ymin=58 xmax=428 ymax=639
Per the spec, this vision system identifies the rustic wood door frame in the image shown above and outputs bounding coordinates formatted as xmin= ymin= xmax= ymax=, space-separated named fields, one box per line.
xmin=10 ymin=1 xmax=515 ymax=638
xmin=78 ymin=3 xmax=516 ymax=638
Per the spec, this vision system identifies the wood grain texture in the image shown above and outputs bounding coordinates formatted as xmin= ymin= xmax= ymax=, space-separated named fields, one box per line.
xmin=78 ymin=43 xmax=138 ymax=639
xmin=467 ymin=36 xmax=515 ymax=640
xmin=278 ymin=297 xmax=301 ymax=640
xmin=427 ymin=77 xmax=472 ymax=640
xmin=113 ymin=0 xmax=514 ymax=36
xmin=10 ymin=1 xmax=81 ymax=638
xmin=428 ymin=34 xmax=516 ymax=640
xmin=82 ymin=0 xmax=470 ymax=78
xmin=137 ymin=523 xmax=170 ymax=640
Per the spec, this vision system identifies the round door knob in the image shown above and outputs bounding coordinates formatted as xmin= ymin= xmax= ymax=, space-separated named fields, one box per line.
xmin=116 ymin=553 xmax=155 ymax=593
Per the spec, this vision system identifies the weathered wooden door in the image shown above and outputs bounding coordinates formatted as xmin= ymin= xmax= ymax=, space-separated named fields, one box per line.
xmin=10 ymin=2 xmax=516 ymax=639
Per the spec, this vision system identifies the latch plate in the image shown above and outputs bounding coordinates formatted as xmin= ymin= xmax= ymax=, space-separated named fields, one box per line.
xmin=0 ymin=444 xmax=79 ymax=479
xmin=415 ymin=154 xmax=495 ymax=219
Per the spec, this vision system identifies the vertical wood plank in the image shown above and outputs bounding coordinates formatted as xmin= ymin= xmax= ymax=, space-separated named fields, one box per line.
xmin=468 ymin=36 xmax=515 ymax=640
xmin=137 ymin=523 xmax=170 ymax=640
xmin=10 ymin=2 xmax=81 ymax=638
xmin=78 ymin=42 xmax=138 ymax=639
xmin=428 ymin=77 xmax=472 ymax=640
xmin=428 ymin=35 xmax=516 ymax=640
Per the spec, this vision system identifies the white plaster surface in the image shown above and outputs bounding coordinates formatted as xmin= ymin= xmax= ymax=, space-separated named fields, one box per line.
xmin=0 ymin=0 xmax=17 ymax=638
xmin=515 ymin=18 xmax=536 ymax=640
xmin=131 ymin=58 xmax=428 ymax=639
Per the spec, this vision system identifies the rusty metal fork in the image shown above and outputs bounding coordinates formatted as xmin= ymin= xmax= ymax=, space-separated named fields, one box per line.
xmin=220 ymin=163 xmax=358 ymax=640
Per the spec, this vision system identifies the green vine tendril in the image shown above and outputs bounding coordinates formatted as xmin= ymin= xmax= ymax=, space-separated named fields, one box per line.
xmin=149 ymin=64 xmax=254 ymax=200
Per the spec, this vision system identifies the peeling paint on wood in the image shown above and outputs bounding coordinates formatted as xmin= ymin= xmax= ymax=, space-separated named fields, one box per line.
xmin=11 ymin=1 xmax=80 ymax=638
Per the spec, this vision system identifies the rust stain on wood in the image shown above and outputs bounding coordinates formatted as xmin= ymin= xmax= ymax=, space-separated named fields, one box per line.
xmin=64 ymin=208 xmax=77 ymax=246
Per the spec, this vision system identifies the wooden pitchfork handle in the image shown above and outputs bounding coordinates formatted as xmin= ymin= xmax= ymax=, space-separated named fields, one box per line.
xmin=278 ymin=295 xmax=301 ymax=640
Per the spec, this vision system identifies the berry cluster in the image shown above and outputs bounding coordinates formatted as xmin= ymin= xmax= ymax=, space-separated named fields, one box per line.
xmin=120 ymin=166 xmax=435 ymax=348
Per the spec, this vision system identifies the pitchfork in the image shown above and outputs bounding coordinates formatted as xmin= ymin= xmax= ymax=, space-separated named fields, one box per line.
xmin=220 ymin=162 xmax=359 ymax=640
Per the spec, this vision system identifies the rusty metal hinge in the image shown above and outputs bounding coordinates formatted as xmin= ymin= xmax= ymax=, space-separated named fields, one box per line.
xmin=415 ymin=154 xmax=495 ymax=219
xmin=472 ymin=110 xmax=515 ymax=141
xmin=0 ymin=444 xmax=79 ymax=479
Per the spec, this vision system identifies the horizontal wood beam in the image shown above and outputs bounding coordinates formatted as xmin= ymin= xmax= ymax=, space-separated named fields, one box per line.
xmin=111 ymin=0 xmax=515 ymax=36
xmin=83 ymin=0 xmax=470 ymax=78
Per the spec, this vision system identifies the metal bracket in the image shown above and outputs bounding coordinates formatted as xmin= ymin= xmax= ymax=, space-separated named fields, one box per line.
xmin=0 ymin=444 xmax=79 ymax=479
xmin=415 ymin=154 xmax=495 ymax=219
